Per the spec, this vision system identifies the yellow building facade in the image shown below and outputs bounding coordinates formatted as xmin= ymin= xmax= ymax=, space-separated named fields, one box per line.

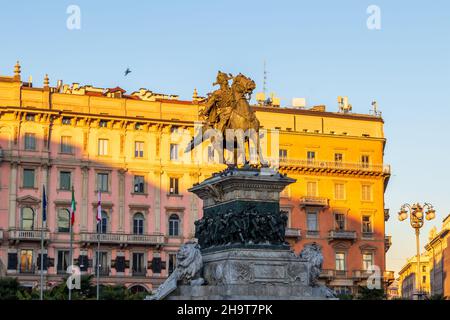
xmin=0 ymin=63 xmax=392 ymax=294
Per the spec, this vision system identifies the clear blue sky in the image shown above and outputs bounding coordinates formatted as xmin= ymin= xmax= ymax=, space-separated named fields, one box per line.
xmin=1 ymin=0 xmax=449 ymax=275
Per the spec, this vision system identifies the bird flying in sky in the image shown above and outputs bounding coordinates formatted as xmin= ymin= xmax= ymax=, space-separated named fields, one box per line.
xmin=124 ymin=68 xmax=131 ymax=76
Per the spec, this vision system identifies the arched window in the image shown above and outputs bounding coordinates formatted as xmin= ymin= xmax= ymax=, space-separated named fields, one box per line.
xmin=168 ymin=214 xmax=180 ymax=237
xmin=21 ymin=207 xmax=35 ymax=230
xmin=96 ymin=211 xmax=108 ymax=234
xmin=57 ymin=208 xmax=70 ymax=232
xmin=133 ymin=213 xmax=144 ymax=235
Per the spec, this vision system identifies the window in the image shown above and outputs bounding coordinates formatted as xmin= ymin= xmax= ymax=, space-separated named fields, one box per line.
xmin=168 ymin=253 xmax=177 ymax=275
xmin=133 ymin=213 xmax=144 ymax=235
xmin=98 ymin=139 xmax=109 ymax=156
xmin=334 ymin=183 xmax=345 ymax=200
xmin=97 ymin=173 xmax=109 ymax=192
xmin=306 ymin=181 xmax=318 ymax=197
xmin=134 ymin=141 xmax=144 ymax=158
xmin=362 ymin=253 xmax=374 ymax=271
xmin=135 ymin=123 xmax=143 ymax=130
xmin=57 ymin=250 xmax=70 ymax=274
xmin=25 ymin=114 xmax=35 ymax=122
xmin=307 ymin=151 xmax=315 ymax=164
xmin=307 ymin=211 xmax=318 ymax=232
xmin=24 ymin=133 xmax=36 ymax=150
xmin=422 ymin=266 xmax=427 ymax=272
xmin=335 ymin=153 xmax=343 ymax=165
xmin=422 ymin=275 xmax=427 ymax=283
xmin=361 ymin=155 xmax=370 ymax=168
xmin=23 ymin=169 xmax=35 ymax=188
xmin=21 ymin=207 xmax=35 ymax=230
xmin=335 ymin=252 xmax=346 ymax=271
xmin=60 ymin=171 xmax=71 ymax=190
xmin=169 ymin=214 xmax=180 ymax=236
xmin=170 ymin=144 xmax=179 ymax=161
xmin=99 ymin=120 xmax=108 ymax=128
xmin=96 ymin=251 xmax=109 ymax=275
xmin=361 ymin=185 xmax=372 ymax=201
xmin=19 ymin=249 xmax=33 ymax=273
xmin=132 ymin=253 xmax=145 ymax=275
xmin=57 ymin=209 xmax=70 ymax=232
xmin=133 ymin=175 xmax=145 ymax=193
xmin=279 ymin=149 xmax=288 ymax=161
xmin=334 ymin=213 xmax=345 ymax=230
xmin=97 ymin=211 xmax=108 ymax=234
xmin=362 ymin=215 xmax=373 ymax=233
xmin=60 ymin=136 xmax=72 ymax=154
xmin=169 ymin=177 xmax=179 ymax=195
xmin=62 ymin=117 xmax=72 ymax=125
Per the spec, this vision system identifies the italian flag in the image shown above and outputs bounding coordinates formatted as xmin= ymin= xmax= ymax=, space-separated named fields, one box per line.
xmin=70 ymin=187 xmax=76 ymax=226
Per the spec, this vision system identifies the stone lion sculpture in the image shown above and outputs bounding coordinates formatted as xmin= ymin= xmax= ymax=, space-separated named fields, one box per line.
xmin=147 ymin=241 xmax=204 ymax=300
xmin=299 ymin=242 xmax=323 ymax=286
xmin=299 ymin=242 xmax=336 ymax=298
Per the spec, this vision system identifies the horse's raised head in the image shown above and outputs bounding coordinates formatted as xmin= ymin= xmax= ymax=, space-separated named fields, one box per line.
xmin=232 ymin=74 xmax=256 ymax=95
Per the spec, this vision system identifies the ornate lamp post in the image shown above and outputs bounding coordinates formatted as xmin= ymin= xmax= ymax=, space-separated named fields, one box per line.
xmin=398 ymin=202 xmax=436 ymax=299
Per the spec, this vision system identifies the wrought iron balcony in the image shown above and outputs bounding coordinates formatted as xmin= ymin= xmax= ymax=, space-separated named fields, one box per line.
xmin=285 ymin=228 xmax=301 ymax=239
xmin=79 ymin=232 xmax=165 ymax=246
xmin=299 ymin=196 xmax=329 ymax=207
xmin=8 ymin=229 xmax=50 ymax=242
xmin=328 ymin=230 xmax=357 ymax=241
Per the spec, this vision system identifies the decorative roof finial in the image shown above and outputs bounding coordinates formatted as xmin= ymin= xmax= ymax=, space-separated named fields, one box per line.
xmin=192 ymin=88 xmax=198 ymax=100
xmin=44 ymin=74 xmax=49 ymax=87
xmin=14 ymin=61 xmax=21 ymax=80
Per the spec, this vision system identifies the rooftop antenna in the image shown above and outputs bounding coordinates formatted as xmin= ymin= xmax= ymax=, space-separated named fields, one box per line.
xmin=263 ymin=60 xmax=267 ymax=95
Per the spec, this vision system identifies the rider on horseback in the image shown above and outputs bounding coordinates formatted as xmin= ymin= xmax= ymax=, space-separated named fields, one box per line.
xmin=200 ymin=71 xmax=234 ymax=132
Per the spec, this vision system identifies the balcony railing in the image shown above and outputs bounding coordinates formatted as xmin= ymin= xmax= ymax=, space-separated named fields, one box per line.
xmin=353 ymin=270 xmax=373 ymax=279
xmin=132 ymin=270 xmax=147 ymax=277
xmin=285 ymin=228 xmax=301 ymax=239
xmin=299 ymin=196 xmax=329 ymax=207
xmin=275 ymin=158 xmax=391 ymax=175
xmin=8 ymin=229 xmax=50 ymax=242
xmin=79 ymin=232 xmax=165 ymax=246
xmin=319 ymin=269 xmax=349 ymax=280
xmin=328 ymin=230 xmax=357 ymax=241
xmin=385 ymin=236 xmax=392 ymax=252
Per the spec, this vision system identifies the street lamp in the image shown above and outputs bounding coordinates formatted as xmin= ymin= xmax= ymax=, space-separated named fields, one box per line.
xmin=398 ymin=202 xmax=436 ymax=299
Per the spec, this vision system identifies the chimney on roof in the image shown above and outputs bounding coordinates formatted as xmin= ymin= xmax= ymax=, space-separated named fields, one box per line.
xmin=14 ymin=61 xmax=21 ymax=81
xmin=43 ymin=74 xmax=49 ymax=89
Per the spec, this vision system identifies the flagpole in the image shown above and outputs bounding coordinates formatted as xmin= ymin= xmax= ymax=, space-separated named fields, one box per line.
xmin=69 ymin=186 xmax=74 ymax=301
xmin=40 ymin=185 xmax=47 ymax=301
xmin=96 ymin=218 xmax=101 ymax=300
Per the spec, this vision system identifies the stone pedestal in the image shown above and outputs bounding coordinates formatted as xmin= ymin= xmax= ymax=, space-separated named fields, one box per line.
xmin=162 ymin=166 xmax=335 ymax=300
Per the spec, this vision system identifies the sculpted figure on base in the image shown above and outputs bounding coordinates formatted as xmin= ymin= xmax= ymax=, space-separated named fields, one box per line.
xmin=147 ymin=242 xmax=204 ymax=300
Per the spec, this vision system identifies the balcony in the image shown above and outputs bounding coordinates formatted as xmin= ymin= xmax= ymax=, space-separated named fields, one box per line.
xmin=8 ymin=229 xmax=50 ymax=242
xmin=352 ymin=270 xmax=373 ymax=280
xmin=319 ymin=269 xmax=349 ymax=280
xmin=299 ymin=196 xmax=329 ymax=207
xmin=384 ymin=271 xmax=395 ymax=285
xmin=328 ymin=230 xmax=357 ymax=242
xmin=285 ymin=228 xmax=301 ymax=240
xmin=385 ymin=236 xmax=392 ymax=252
xmin=132 ymin=269 xmax=147 ymax=277
xmin=276 ymin=158 xmax=391 ymax=176
xmin=79 ymin=232 xmax=165 ymax=246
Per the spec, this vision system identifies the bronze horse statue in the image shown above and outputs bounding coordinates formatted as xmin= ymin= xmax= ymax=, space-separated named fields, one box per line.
xmin=185 ymin=72 xmax=261 ymax=166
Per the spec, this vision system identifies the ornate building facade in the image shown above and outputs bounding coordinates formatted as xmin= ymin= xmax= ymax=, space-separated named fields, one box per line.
xmin=425 ymin=214 xmax=450 ymax=298
xmin=0 ymin=63 xmax=392 ymax=294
